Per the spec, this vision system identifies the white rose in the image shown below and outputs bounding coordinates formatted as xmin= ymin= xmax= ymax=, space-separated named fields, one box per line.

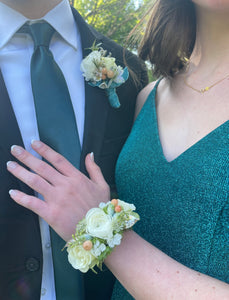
xmin=86 ymin=208 xmax=113 ymax=239
xmin=67 ymin=244 xmax=96 ymax=273
xmin=118 ymin=199 xmax=136 ymax=212
xmin=101 ymin=57 xmax=116 ymax=70
xmin=80 ymin=51 xmax=102 ymax=81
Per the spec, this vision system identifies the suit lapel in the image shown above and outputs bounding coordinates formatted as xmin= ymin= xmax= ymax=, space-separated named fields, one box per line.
xmin=0 ymin=70 xmax=24 ymax=151
xmin=0 ymin=70 xmax=32 ymax=193
xmin=71 ymin=8 xmax=110 ymax=172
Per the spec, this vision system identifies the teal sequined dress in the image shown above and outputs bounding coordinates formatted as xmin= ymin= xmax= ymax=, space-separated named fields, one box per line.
xmin=112 ymin=82 xmax=229 ymax=299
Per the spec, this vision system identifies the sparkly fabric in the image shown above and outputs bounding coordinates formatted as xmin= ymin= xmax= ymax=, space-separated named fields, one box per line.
xmin=112 ymin=82 xmax=229 ymax=299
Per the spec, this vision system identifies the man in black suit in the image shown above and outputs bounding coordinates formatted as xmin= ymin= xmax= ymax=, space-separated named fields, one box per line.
xmin=0 ymin=0 xmax=147 ymax=299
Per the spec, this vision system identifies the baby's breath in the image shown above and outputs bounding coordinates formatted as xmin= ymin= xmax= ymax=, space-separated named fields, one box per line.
xmin=66 ymin=199 xmax=140 ymax=273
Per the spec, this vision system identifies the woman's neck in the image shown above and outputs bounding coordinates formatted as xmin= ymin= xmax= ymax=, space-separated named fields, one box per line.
xmin=0 ymin=0 xmax=62 ymax=19
xmin=190 ymin=7 xmax=229 ymax=75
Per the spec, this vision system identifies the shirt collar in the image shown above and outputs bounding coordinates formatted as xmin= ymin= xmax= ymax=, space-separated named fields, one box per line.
xmin=43 ymin=0 xmax=78 ymax=50
xmin=0 ymin=2 xmax=27 ymax=49
xmin=0 ymin=0 xmax=78 ymax=50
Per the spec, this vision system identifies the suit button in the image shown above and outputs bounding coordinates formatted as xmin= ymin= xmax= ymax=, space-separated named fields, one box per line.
xmin=25 ymin=257 xmax=39 ymax=272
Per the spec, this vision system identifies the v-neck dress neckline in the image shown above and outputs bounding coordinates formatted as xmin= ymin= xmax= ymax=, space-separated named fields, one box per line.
xmin=149 ymin=81 xmax=229 ymax=164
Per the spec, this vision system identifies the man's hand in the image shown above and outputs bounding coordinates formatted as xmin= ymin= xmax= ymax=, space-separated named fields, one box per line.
xmin=7 ymin=140 xmax=110 ymax=241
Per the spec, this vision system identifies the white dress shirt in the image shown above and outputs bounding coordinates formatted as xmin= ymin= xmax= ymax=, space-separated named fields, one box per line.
xmin=0 ymin=1 xmax=85 ymax=299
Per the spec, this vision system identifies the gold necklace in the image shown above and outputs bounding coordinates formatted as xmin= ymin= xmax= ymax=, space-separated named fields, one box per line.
xmin=184 ymin=72 xmax=229 ymax=94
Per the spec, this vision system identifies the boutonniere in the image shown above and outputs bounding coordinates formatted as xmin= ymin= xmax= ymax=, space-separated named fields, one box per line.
xmin=80 ymin=42 xmax=129 ymax=108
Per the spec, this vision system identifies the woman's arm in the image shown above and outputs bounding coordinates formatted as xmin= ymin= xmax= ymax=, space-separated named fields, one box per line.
xmin=106 ymin=230 xmax=229 ymax=299
xmin=7 ymin=141 xmax=229 ymax=299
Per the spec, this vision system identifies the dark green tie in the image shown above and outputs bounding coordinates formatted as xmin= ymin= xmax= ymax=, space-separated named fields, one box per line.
xmin=24 ymin=22 xmax=83 ymax=300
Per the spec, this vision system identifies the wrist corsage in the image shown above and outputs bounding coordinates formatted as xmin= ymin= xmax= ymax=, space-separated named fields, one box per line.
xmin=80 ymin=42 xmax=129 ymax=108
xmin=66 ymin=199 xmax=140 ymax=273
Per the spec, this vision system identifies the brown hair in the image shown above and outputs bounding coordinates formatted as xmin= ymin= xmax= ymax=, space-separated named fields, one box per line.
xmin=138 ymin=0 xmax=196 ymax=78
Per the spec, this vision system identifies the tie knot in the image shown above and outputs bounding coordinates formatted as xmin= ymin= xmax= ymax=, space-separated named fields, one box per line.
xmin=22 ymin=22 xmax=55 ymax=48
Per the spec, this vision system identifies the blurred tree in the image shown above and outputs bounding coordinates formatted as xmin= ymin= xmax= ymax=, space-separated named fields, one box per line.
xmin=69 ymin=0 xmax=152 ymax=49
xmin=69 ymin=0 xmax=156 ymax=79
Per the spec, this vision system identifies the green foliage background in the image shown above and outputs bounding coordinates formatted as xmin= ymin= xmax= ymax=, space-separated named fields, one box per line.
xmin=69 ymin=0 xmax=155 ymax=80
xmin=69 ymin=0 xmax=152 ymax=49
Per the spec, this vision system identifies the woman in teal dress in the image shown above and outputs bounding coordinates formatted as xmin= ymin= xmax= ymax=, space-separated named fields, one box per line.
xmin=7 ymin=0 xmax=229 ymax=298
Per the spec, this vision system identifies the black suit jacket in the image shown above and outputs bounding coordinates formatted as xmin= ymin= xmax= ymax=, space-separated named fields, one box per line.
xmin=0 ymin=7 xmax=148 ymax=300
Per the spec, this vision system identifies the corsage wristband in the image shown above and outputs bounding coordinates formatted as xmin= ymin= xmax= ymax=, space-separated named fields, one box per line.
xmin=66 ymin=199 xmax=140 ymax=273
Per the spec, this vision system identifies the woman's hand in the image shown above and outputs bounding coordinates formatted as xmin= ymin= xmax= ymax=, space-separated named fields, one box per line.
xmin=7 ymin=140 xmax=110 ymax=241
xmin=7 ymin=142 xmax=229 ymax=299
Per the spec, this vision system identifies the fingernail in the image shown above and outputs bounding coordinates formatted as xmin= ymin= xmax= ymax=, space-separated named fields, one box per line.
xmin=11 ymin=145 xmax=23 ymax=155
xmin=90 ymin=152 xmax=94 ymax=162
xmin=9 ymin=189 xmax=17 ymax=197
xmin=31 ymin=140 xmax=42 ymax=148
xmin=7 ymin=161 xmax=17 ymax=169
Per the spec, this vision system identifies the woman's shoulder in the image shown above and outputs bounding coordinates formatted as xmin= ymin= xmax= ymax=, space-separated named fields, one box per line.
xmin=134 ymin=81 xmax=158 ymax=120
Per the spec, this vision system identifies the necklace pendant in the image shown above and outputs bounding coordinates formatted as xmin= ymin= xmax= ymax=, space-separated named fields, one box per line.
xmin=184 ymin=71 xmax=229 ymax=94
xmin=200 ymin=87 xmax=209 ymax=93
